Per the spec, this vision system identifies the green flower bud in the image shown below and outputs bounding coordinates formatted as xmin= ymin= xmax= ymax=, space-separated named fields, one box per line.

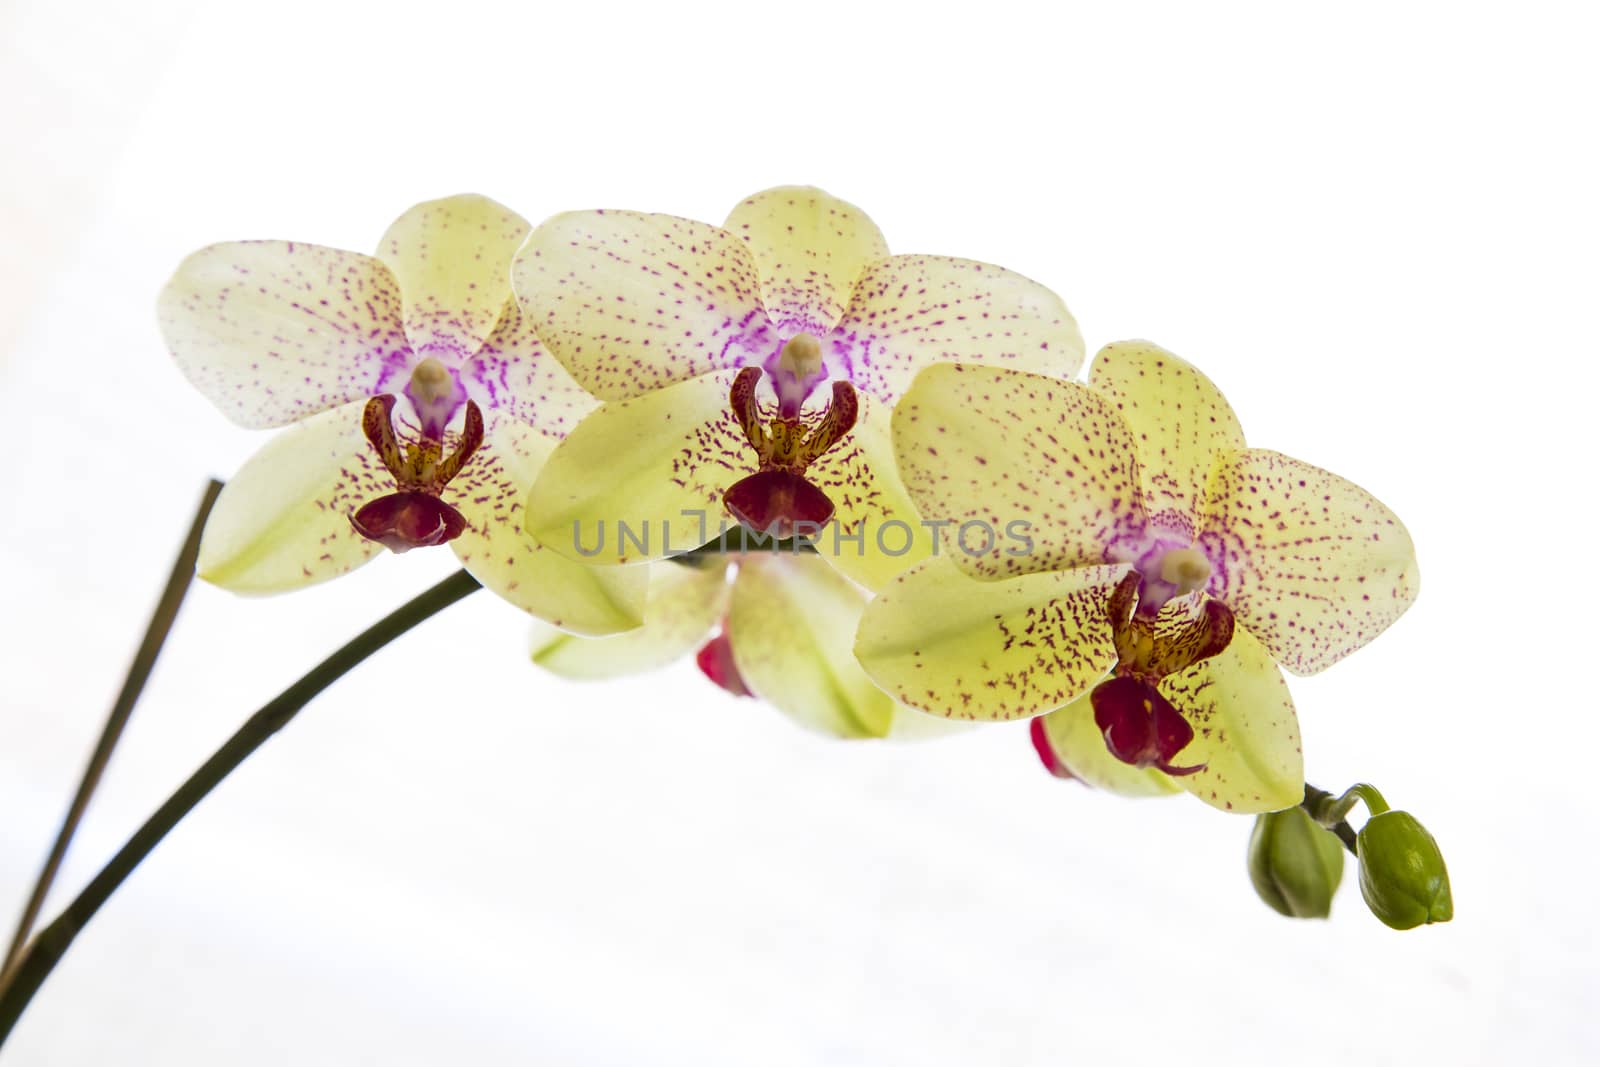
xmin=1356 ymin=811 xmax=1453 ymax=930
xmin=1247 ymin=806 xmax=1346 ymax=918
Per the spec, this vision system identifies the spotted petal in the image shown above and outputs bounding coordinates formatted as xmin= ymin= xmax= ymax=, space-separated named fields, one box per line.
xmin=159 ymin=242 xmax=409 ymax=429
xmin=1200 ymin=448 xmax=1418 ymax=675
xmin=449 ymin=418 xmax=647 ymax=635
xmin=804 ymin=397 xmax=931 ymax=592
xmin=197 ymin=400 xmax=384 ymax=591
xmin=524 ymin=370 xmax=748 ymax=567
xmin=1035 ymin=697 xmax=1183 ymax=797
xmin=1158 ymin=624 xmax=1304 ymax=813
xmin=892 ymin=364 xmax=1145 ymax=581
xmin=511 ymin=209 xmax=778 ymax=401
xmin=377 ymin=194 xmax=528 ymax=362
xmin=464 ymin=293 xmax=597 ymax=438
xmin=724 ymin=185 xmax=888 ymax=337
xmin=832 ymin=256 xmax=1085 ymax=404
xmin=1088 ymin=340 xmax=1245 ymax=535
xmin=855 ymin=557 xmax=1130 ymax=721
xmin=728 ymin=554 xmax=894 ymax=738
xmin=529 ymin=561 xmax=729 ymax=678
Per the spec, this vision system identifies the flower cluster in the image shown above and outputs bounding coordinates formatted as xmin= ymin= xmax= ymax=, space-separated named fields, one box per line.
xmin=160 ymin=186 xmax=1418 ymax=816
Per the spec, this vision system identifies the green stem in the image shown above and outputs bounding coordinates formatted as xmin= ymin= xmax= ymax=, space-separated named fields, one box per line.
xmin=0 ymin=569 xmax=482 ymax=1049
xmin=1301 ymin=783 xmax=1384 ymax=855
xmin=0 ymin=479 xmax=222 ymax=987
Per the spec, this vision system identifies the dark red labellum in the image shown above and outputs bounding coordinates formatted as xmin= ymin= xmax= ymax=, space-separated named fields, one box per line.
xmin=1090 ymin=675 xmax=1205 ymax=777
xmin=350 ymin=492 xmax=469 ymax=553
xmin=1029 ymin=717 xmax=1078 ymax=781
xmin=694 ymin=631 xmax=752 ymax=698
xmin=723 ymin=470 xmax=836 ymax=539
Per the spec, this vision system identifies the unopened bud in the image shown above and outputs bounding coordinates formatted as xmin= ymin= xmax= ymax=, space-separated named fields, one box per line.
xmin=1247 ymin=806 xmax=1345 ymax=919
xmin=1356 ymin=811 xmax=1453 ymax=930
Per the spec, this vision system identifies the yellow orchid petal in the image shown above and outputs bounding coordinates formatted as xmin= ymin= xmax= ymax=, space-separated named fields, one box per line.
xmin=1036 ymin=697 xmax=1183 ymax=797
xmin=834 ymin=256 xmax=1085 ymax=403
xmin=728 ymin=554 xmax=895 ymax=738
xmin=464 ymin=293 xmax=598 ymax=437
xmin=377 ymin=194 xmax=528 ymax=360
xmin=449 ymin=417 xmax=647 ymax=635
xmin=1159 ymin=624 xmax=1304 ymax=813
xmin=529 ymin=561 xmax=729 ymax=679
xmin=805 ymin=398 xmax=931 ymax=592
xmin=884 ymin=705 xmax=974 ymax=741
xmin=524 ymin=370 xmax=747 ymax=567
xmin=1201 ymin=448 xmax=1419 ymax=675
xmin=510 ymin=209 xmax=778 ymax=401
xmin=197 ymin=400 xmax=383 ymax=591
xmin=723 ymin=185 xmax=888 ymax=337
xmin=1088 ymin=340 xmax=1245 ymax=534
xmin=854 ymin=556 xmax=1130 ymax=721
xmin=158 ymin=242 xmax=406 ymax=429
xmin=891 ymin=364 xmax=1145 ymax=581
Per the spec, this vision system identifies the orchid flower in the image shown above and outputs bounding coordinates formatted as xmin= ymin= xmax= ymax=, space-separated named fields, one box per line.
xmin=159 ymin=195 xmax=646 ymax=635
xmin=854 ymin=342 xmax=1418 ymax=812
xmin=509 ymin=186 xmax=1084 ymax=591
xmin=528 ymin=556 xmax=952 ymax=740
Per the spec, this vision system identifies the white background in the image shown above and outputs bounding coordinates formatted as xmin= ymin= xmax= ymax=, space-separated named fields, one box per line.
xmin=2 ymin=1 xmax=1596 ymax=1064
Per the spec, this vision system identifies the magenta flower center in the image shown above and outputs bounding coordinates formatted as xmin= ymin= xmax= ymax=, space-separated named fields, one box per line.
xmin=1116 ymin=530 xmax=1216 ymax=618
xmin=402 ymin=356 xmax=466 ymax=440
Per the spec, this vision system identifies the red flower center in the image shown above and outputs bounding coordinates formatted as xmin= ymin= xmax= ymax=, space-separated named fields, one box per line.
xmin=723 ymin=352 xmax=858 ymax=540
xmin=350 ymin=394 xmax=484 ymax=553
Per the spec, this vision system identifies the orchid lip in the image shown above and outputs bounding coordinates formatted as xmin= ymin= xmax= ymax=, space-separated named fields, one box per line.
xmin=695 ymin=629 xmax=752 ymax=697
xmin=350 ymin=492 xmax=468 ymax=553
xmin=1029 ymin=717 xmax=1078 ymax=781
xmin=723 ymin=364 xmax=859 ymax=539
xmin=1090 ymin=674 xmax=1206 ymax=778
xmin=350 ymin=394 xmax=484 ymax=553
xmin=724 ymin=470 xmax=836 ymax=539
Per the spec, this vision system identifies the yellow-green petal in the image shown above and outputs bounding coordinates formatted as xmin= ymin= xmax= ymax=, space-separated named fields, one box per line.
xmin=511 ymin=209 xmax=777 ymax=401
xmin=524 ymin=370 xmax=747 ymax=567
xmin=529 ymin=561 xmax=729 ymax=679
xmin=377 ymin=194 xmax=528 ymax=361
xmin=724 ymin=185 xmax=888 ymax=337
xmin=197 ymin=400 xmax=384 ymax=591
xmin=805 ymin=398 xmax=931 ymax=592
xmin=1088 ymin=340 xmax=1245 ymax=534
xmin=833 ymin=256 xmax=1085 ymax=404
xmin=854 ymin=556 xmax=1129 ymax=721
xmin=728 ymin=554 xmax=894 ymax=738
xmin=1160 ymin=624 xmax=1304 ymax=814
xmin=1201 ymin=448 xmax=1419 ymax=675
xmin=1036 ymin=697 xmax=1182 ymax=797
xmin=158 ymin=242 xmax=407 ymax=429
xmin=464 ymin=292 xmax=598 ymax=438
xmin=449 ymin=418 xmax=647 ymax=635
xmin=891 ymin=364 xmax=1145 ymax=581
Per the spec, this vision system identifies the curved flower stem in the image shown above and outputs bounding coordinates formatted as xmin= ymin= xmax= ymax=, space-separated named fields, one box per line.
xmin=1301 ymin=783 xmax=1361 ymax=855
xmin=0 ymin=568 xmax=482 ymax=1049
xmin=0 ymin=479 xmax=223 ymax=987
